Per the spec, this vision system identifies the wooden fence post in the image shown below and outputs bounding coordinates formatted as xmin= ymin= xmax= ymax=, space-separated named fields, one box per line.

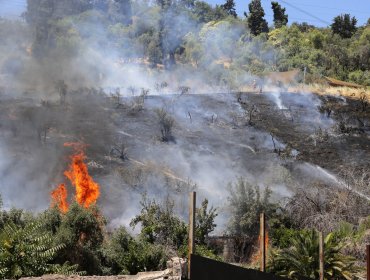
xmin=188 ymin=192 xmax=196 ymax=279
xmin=319 ymin=232 xmax=324 ymax=280
xmin=260 ymin=212 xmax=266 ymax=272
xmin=367 ymin=244 xmax=370 ymax=280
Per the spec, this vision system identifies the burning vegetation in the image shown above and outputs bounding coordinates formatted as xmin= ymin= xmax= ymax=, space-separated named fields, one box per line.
xmin=51 ymin=183 xmax=69 ymax=213
xmin=0 ymin=0 xmax=369 ymax=279
xmin=51 ymin=143 xmax=100 ymax=213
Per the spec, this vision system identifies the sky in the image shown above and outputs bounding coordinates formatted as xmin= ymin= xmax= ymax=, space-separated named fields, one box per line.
xmin=0 ymin=0 xmax=369 ymax=27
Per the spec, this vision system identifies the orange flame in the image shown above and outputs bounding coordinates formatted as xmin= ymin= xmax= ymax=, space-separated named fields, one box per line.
xmin=64 ymin=146 xmax=100 ymax=208
xmin=263 ymin=231 xmax=269 ymax=252
xmin=51 ymin=183 xmax=69 ymax=213
xmin=252 ymin=231 xmax=269 ymax=264
xmin=51 ymin=142 xmax=100 ymax=212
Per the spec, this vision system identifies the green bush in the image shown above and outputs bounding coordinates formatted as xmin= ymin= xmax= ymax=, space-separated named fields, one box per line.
xmin=0 ymin=222 xmax=65 ymax=279
xmin=348 ymin=70 xmax=370 ymax=86
xmin=268 ymin=230 xmax=361 ymax=279
xmin=52 ymin=203 xmax=106 ymax=275
xmin=227 ymin=178 xmax=279 ymax=236
xmin=102 ymin=227 xmax=168 ymax=275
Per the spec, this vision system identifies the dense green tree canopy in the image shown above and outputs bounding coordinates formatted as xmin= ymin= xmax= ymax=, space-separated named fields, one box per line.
xmin=221 ymin=0 xmax=237 ymax=18
xmin=271 ymin=1 xmax=288 ymax=28
xmin=331 ymin=14 xmax=357 ymax=38
xmin=14 ymin=0 xmax=368 ymax=85
xmin=245 ymin=0 xmax=269 ymax=36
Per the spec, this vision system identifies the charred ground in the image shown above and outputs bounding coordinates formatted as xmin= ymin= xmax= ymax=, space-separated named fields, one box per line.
xmin=238 ymin=92 xmax=370 ymax=173
xmin=0 ymin=88 xmax=369 ymax=226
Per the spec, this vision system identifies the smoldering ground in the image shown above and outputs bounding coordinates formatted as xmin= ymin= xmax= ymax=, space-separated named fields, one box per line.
xmin=0 ymin=3 xmax=369 ymax=232
xmin=1 ymin=87 xmax=369 ymax=232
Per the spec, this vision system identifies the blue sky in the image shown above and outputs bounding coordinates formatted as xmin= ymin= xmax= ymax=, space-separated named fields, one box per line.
xmin=235 ymin=0 xmax=370 ymax=27
xmin=0 ymin=0 xmax=369 ymax=27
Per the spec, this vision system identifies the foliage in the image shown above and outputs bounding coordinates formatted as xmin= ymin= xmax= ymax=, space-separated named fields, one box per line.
xmin=130 ymin=194 xmax=218 ymax=259
xmin=192 ymin=244 xmax=222 ymax=261
xmin=270 ymin=226 xmax=302 ymax=249
xmin=6 ymin=0 xmax=367 ymax=86
xmin=1 ymin=1 xmax=370 ymax=276
xmin=227 ymin=178 xmax=278 ymax=236
xmin=271 ymin=2 xmax=288 ymax=28
xmin=0 ymin=222 xmax=65 ymax=279
xmin=0 ymin=208 xmax=34 ymax=230
xmin=245 ymin=0 xmax=269 ymax=36
xmin=102 ymin=227 xmax=168 ymax=275
xmin=52 ymin=203 xmax=106 ymax=275
xmin=268 ymin=230 xmax=361 ymax=280
xmin=220 ymin=0 xmax=237 ymax=18
xmin=130 ymin=194 xmax=188 ymax=249
xmin=195 ymin=199 xmax=218 ymax=244
xmin=331 ymin=14 xmax=357 ymax=39
xmin=51 ymin=261 xmax=85 ymax=276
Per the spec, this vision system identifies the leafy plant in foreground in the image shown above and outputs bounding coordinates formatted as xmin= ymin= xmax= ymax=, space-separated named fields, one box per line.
xmin=268 ymin=230 xmax=361 ymax=279
xmin=0 ymin=222 xmax=64 ymax=279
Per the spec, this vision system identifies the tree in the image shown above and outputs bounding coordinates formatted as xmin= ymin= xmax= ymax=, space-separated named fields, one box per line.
xmin=130 ymin=194 xmax=188 ymax=249
xmin=147 ymin=34 xmax=163 ymax=66
xmin=155 ymin=108 xmax=175 ymax=142
xmin=291 ymin=22 xmax=314 ymax=32
xmin=130 ymin=194 xmax=218 ymax=250
xmin=331 ymin=14 xmax=357 ymax=39
xmin=53 ymin=203 xmax=106 ymax=275
xmin=227 ymin=178 xmax=278 ymax=236
xmin=56 ymin=80 xmax=68 ymax=105
xmin=108 ymin=0 xmax=132 ymax=25
xmin=25 ymin=0 xmax=92 ymax=57
xmin=183 ymin=32 xmax=203 ymax=67
xmin=195 ymin=199 xmax=218 ymax=245
xmin=271 ymin=1 xmax=288 ymax=28
xmin=245 ymin=0 xmax=269 ymax=36
xmin=269 ymin=230 xmax=360 ymax=279
xmin=192 ymin=1 xmax=222 ymax=23
xmin=221 ymin=0 xmax=237 ymax=18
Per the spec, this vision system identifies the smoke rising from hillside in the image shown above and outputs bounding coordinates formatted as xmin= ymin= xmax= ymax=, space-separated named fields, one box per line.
xmin=1 ymin=2 xmax=366 ymax=232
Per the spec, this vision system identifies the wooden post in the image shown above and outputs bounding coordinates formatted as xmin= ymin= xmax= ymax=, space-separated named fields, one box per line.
xmin=367 ymin=245 xmax=370 ymax=280
xmin=260 ymin=212 xmax=266 ymax=272
xmin=188 ymin=192 xmax=196 ymax=279
xmin=319 ymin=232 xmax=324 ymax=280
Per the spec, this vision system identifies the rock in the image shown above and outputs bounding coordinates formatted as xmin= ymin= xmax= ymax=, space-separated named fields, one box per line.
xmin=20 ymin=258 xmax=187 ymax=280
xmin=166 ymin=257 xmax=187 ymax=279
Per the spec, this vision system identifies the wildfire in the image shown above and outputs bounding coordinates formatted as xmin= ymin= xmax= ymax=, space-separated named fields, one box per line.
xmin=252 ymin=231 xmax=269 ymax=264
xmin=51 ymin=183 xmax=68 ymax=213
xmin=262 ymin=231 xmax=269 ymax=252
xmin=51 ymin=143 xmax=100 ymax=212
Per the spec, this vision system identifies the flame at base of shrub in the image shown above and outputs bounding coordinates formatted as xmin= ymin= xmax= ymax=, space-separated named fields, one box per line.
xmin=251 ymin=231 xmax=269 ymax=265
xmin=51 ymin=183 xmax=69 ymax=213
xmin=51 ymin=143 xmax=100 ymax=212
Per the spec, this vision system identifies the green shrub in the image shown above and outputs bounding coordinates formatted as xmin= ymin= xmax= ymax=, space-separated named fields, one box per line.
xmin=0 ymin=222 xmax=64 ymax=279
xmin=268 ymin=230 xmax=361 ymax=279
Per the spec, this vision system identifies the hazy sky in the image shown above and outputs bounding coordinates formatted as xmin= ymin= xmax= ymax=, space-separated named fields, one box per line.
xmin=0 ymin=0 xmax=369 ymax=27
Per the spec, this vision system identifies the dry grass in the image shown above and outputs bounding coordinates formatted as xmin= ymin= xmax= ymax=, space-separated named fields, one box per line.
xmin=289 ymin=84 xmax=370 ymax=101
xmin=238 ymin=83 xmax=370 ymax=101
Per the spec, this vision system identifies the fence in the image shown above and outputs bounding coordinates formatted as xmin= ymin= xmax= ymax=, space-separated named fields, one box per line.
xmin=190 ymin=254 xmax=311 ymax=280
